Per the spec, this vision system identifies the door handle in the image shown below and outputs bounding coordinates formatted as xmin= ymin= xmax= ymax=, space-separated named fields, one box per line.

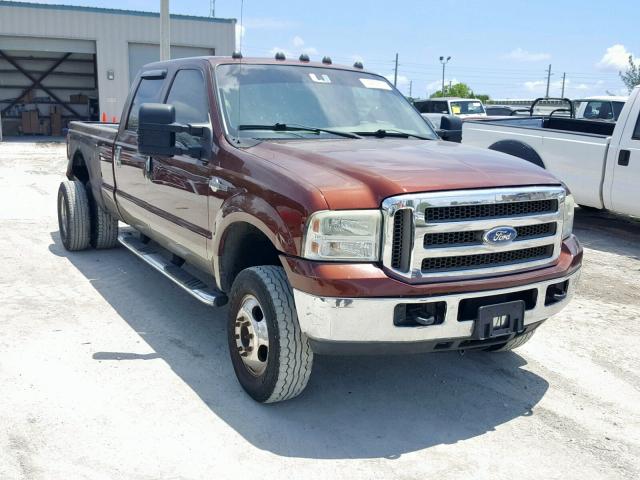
xmin=618 ymin=149 xmax=630 ymax=166
xmin=114 ymin=146 xmax=122 ymax=167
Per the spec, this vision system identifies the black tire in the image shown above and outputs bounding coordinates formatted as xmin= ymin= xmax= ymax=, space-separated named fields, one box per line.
xmin=227 ymin=266 xmax=313 ymax=403
xmin=484 ymin=330 xmax=536 ymax=352
xmin=57 ymin=180 xmax=90 ymax=251
xmin=90 ymin=197 xmax=119 ymax=249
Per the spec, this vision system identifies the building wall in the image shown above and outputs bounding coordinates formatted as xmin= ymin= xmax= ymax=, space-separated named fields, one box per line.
xmin=0 ymin=1 xmax=236 ymax=118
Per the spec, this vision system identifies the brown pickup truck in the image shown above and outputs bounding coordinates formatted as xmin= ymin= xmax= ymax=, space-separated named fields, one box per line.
xmin=59 ymin=55 xmax=582 ymax=403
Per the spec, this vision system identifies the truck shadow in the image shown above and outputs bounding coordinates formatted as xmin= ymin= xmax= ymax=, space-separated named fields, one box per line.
xmin=574 ymin=207 xmax=640 ymax=260
xmin=49 ymin=232 xmax=548 ymax=460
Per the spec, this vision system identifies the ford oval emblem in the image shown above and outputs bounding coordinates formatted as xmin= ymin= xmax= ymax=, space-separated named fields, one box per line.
xmin=483 ymin=226 xmax=518 ymax=245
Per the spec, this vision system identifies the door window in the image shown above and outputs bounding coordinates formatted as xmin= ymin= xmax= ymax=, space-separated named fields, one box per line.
xmin=125 ymin=78 xmax=164 ymax=130
xmin=165 ymin=69 xmax=210 ymax=148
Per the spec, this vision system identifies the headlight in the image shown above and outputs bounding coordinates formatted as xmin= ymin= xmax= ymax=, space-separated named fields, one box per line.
xmin=562 ymin=193 xmax=575 ymax=239
xmin=302 ymin=210 xmax=382 ymax=261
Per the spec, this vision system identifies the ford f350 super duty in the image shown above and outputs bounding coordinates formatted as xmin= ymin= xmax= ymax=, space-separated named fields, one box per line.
xmin=59 ymin=55 xmax=582 ymax=403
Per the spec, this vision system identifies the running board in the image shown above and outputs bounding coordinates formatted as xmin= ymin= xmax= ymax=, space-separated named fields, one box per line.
xmin=118 ymin=230 xmax=227 ymax=307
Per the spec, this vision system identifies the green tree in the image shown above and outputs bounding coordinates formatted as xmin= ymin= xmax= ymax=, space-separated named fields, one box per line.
xmin=430 ymin=82 xmax=490 ymax=102
xmin=619 ymin=55 xmax=640 ymax=93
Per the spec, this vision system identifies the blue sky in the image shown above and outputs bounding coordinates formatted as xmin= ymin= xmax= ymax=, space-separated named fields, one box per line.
xmin=29 ymin=0 xmax=639 ymax=99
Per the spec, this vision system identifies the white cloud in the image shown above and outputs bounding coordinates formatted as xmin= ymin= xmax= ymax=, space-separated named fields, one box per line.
xmin=271 ymin=37 xmax=318 ymax=59
xmin=523 ymin=77 xmax=613 ymax=97
xmin=504 ymin=48 xmax=551 ymax=62
xmin=269 ymin=46 xmax=293 ymax=59
xmin=384 ymin=74 xmax=409 ymax=87
xmin=426 ymin=78 xmax=459 ymax=94
xmin=596 ymin=44 xmax=634 ymax=70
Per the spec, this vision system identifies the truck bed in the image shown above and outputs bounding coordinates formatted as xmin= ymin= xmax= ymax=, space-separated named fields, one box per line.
xmin=67 ymin=121 xmax=120 ymax=214
xmin=468 ymin=116 xmax=616 ymax=137
xmin=462 ymin=117 xmax=612 ymax=209
xmin=68 ymin=121 xmax=119 ymax=142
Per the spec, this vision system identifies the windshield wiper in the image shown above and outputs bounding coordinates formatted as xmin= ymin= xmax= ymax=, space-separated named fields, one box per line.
xmin=238 ymin=123 xmax=361 ymax=139
xmin=353 ymin=129 xmax=431 ymax=140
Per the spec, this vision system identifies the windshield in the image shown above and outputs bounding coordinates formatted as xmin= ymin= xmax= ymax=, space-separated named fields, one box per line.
xmin=215 ymin=64 xmax=438 ymax=140
xmin=449 ymin=100 xmax=485 ymax=115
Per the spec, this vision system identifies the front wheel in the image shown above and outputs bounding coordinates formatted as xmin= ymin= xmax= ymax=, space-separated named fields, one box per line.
xmin=227 ymin=266 xmax=313 ymax=403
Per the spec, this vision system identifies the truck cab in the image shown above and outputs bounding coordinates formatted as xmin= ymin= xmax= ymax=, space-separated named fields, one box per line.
xmin=414 ymin=97 xmax=487 ymax=128
xmin=574 ymin=96 xmax=627 ymax=122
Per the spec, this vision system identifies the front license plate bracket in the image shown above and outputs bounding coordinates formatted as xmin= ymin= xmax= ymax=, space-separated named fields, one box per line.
xmin=473 ymin=300 xmax=525 ymax=340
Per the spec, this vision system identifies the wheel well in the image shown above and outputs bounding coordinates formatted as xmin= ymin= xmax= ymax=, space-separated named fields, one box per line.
xmin=71 ymin=151 xmax=90 ymax=184
xmin=218 ymin=222 xmax=282 ymax=293
xmin=488 ymin=140 xmax=545 ymax=168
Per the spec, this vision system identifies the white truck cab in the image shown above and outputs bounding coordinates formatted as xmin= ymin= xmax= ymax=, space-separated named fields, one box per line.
xmin=414 ymin=97 xmax=486 ymax=129
xmin=574 ymin=96 xmax=627 ymax=122
xmin=462 ymin=87 xmax=640 ymax=218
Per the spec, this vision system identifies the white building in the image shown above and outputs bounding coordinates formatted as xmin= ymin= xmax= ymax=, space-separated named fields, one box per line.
xmin=0 ymin=1 xmax=235 ymax=136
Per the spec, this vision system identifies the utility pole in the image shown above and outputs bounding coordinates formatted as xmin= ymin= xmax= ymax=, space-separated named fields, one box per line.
xmin=160 ymin=0 xmax=170 ymax=61
xmin=561 ymin=72 xmax=566 ymax=97
xmin=409 ymin=80 xmax=413 ymax=98
xmin=440 ymin=56 xmax=451 ymax=96
xmin=210 ymin=0 xmax=216 ymax=17
xmin=545 ymin=64 xmax=552 ymax=98
xmin=393 ymin=53 xmax=398 ymax=87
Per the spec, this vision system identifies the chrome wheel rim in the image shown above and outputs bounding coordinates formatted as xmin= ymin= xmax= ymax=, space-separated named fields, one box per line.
xmin=234 ymin=294 xmax=269 ymax=376
xmin=58 ymin=194 xmax=68 ymax=240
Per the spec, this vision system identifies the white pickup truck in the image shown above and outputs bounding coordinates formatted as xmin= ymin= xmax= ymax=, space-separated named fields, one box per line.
xmin=462 ymin=86 xmax=640 ymax=217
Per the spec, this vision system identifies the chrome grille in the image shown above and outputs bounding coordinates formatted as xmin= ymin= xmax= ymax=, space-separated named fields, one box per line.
xmin=426 ymin=199 xmax=558 ymax=222
xmin=382 ymin=187 xmax=567 ymax=281
xmin=424 ymin=222 xmax=557 ymax=247
xmin=421 ymin=245 xmax=554 ymax=272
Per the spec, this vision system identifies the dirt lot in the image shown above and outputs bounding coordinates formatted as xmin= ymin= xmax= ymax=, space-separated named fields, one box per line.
xmin=1 ymin=139 xmax=639 ymax=480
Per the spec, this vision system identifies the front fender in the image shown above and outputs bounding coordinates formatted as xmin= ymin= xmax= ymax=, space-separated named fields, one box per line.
xmin=211 ymin=192 xmax=306 ymax=286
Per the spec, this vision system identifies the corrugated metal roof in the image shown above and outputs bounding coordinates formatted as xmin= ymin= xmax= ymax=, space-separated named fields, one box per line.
xmin=0 ymin=0 xmax=236 ymax=23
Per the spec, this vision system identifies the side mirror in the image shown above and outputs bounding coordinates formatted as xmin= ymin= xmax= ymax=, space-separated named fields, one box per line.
xmin=437 ymin=115 xmax=462 ymax=143
xmin=138 ymin=103 xmax=205 ymax=157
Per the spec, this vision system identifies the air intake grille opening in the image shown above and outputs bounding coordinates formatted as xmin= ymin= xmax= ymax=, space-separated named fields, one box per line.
xmin=391 ymin=209 xmax=413 ymax=271
xmin=425 ymin=199 xmax=558 ymax=222
xmin=421 ymin=245 xmax=554 ymax=272
xmin=424 ymin=222 xmax=557 ymax=247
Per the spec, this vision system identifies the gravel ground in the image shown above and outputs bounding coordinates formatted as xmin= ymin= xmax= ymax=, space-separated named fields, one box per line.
xmin=1 ymin=139 xmax=639 ymax=480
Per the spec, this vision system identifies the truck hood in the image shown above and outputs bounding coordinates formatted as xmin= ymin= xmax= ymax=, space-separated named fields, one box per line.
xmin=246 ymin=138 xmax=561 ymax=209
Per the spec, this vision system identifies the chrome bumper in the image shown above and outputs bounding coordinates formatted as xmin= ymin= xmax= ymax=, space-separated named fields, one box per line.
xmin=293 ymin=269 xmax=580 ymax=344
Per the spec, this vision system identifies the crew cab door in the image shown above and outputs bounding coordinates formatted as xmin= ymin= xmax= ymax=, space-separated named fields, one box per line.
xmin=143 ymin=68 xmax=212 ymax=261
xmin=114 ymin=73 xmax=166 ymax=232
xmin=607 ymin=94 xmax=640 ymax=216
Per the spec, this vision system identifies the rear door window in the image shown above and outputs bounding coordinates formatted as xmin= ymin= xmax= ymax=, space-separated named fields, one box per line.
xmin=125 ymin=77 xmax=164 ymax=131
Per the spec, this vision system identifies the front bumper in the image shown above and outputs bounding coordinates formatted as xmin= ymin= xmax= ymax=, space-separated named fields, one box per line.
xmin=293 ymin=269 xmax=580 ymax=353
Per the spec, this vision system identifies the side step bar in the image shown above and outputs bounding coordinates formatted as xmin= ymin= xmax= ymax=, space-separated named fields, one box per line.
xmin=118 ymin=230 xmax=228 ymax=307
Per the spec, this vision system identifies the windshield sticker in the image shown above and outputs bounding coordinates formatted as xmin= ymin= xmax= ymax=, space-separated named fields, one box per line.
xmin=359 ymin=78 xmax=392 ymax=90
xmin=451 ymin=105 xmax=461 ymax=114
xmin=309 ymin=73 xmax=331 ymax=83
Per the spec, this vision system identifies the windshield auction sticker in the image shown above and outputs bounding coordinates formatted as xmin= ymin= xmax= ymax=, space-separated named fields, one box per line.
xmin=359 ymin=78 xmax=392 ymax=90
